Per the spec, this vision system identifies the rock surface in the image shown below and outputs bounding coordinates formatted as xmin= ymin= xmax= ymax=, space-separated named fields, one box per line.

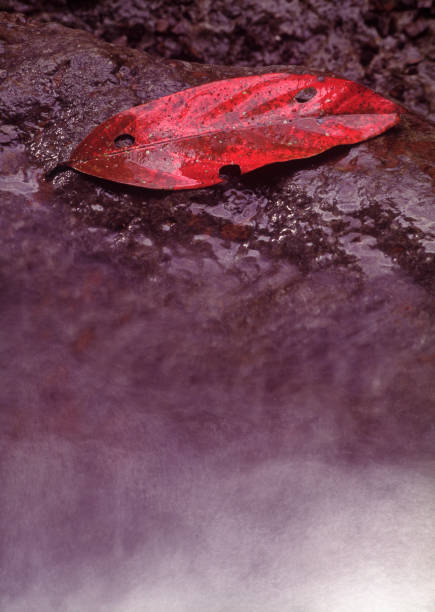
xmin=3 ymin=0 xmax=435 ymax=121
xmin=1 ymin=12 xmax=435 ymax=612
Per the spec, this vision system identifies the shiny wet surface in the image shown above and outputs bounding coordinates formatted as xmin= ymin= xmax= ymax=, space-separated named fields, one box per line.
xmin=1 ymin=14 xmax=435 ymax=612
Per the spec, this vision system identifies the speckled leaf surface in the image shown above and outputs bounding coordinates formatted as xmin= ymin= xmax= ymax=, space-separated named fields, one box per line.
xmin=67 ymin=73 xmax=402 ymax=190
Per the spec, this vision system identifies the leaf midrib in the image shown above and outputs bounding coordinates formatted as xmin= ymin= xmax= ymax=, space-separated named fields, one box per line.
xmin=72 ymin=111 xmax=395 ymax=163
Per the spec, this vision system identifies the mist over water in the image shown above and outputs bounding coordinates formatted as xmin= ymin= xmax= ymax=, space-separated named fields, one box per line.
xmin=2 ymin=436 xmax=434 ymax=612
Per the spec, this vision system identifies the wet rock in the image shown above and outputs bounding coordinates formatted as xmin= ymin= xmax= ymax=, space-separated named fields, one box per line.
xmin=0 ymin=123 xmax=18 ymax=143
xmin=0 ymin=12 xmax=434 ymax=612
xmin=3 ymin=0 xmax=434 ymax=120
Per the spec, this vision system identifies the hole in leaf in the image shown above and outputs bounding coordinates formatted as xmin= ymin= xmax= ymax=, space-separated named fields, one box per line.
xmin=219 ymin=164 xmax=242 ymax=182
xmin=114 ymin=133 xmax=135 ymax=148
xmin=295 ymin=87 xmax=317 ymax=103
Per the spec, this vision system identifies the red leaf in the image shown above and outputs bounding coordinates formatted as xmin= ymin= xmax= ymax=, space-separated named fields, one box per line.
xmin=67 ymin=73 xmax=402 ymax=190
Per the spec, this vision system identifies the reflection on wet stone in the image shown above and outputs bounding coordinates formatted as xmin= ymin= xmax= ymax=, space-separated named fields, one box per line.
xmin=0 ymin=11 xmax=434 ymax=612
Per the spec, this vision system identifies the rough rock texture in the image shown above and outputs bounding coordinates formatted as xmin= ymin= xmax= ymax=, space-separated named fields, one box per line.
xmin=2 ymin=0 xmax=434 ymax=120
xmin=1 ymin=12 xmax=435 ymax=612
